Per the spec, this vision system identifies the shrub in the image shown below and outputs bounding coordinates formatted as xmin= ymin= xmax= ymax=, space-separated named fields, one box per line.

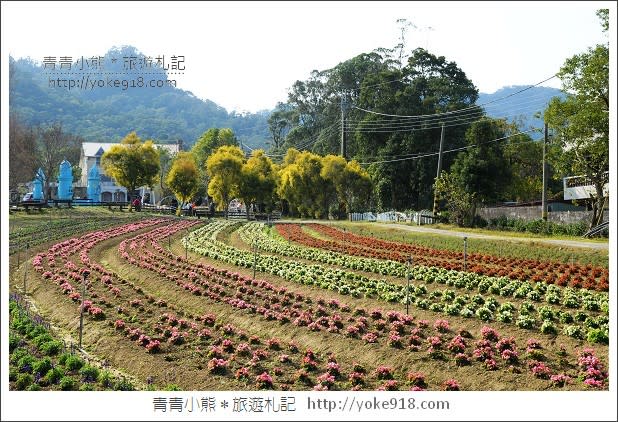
xmin=15 ymin=373 xmax=34 ymax=390
xmin=516 ymin=315 xmax=536 ymax=330
xmin=114 ymin=378 xmax=135 ymax=391
xmin=587 ymin=328 xmax=609 ymax=345
xmin=9 ymin=334 xmax=21 ymax=353
xmin=59 ymin=376 xmax=75 ymax=391
xmin=40 ymin=340 xmax=63 ymax=356
xmin=80 ymin=365 xmax=100 ymax=382
xmin=98 ymin=370 xmax=114 ymax=388
xmin=44 ymin=367 xmax=64 ymax=385
xmin=32 ymin=357 xmax=53 ymax=377
xmin=540 ymin=321 xmax=557 ymax=335
xmin=17 ymin=354 xmax=35 ymax=373
xmin=475 ymin=307 xmax=493 ymax=322
xmin=64 ymin=355 xmax=84 ymax=372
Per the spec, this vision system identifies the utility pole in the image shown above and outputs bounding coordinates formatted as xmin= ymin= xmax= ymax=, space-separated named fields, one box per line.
xmin=542 ymin=123 xmax=549 ymax=221
xmin=340 ymin=95 xmax=349 ymax=159
xmin=432 ymin=123 xmax=445 ymax=216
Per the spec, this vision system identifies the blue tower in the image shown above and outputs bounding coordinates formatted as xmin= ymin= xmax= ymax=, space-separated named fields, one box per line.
xmin=32 ymin=168 xmax=46 ymax=201
xmin=57 ymin=160 xmax=73 ymax=200
xmin=87 ymin=164 xmax=101 ymax=202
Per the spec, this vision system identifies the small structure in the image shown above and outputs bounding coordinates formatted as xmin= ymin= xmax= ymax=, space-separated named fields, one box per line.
xmin=57 ymin=160 xmax=73 ymax=200
xmin=32 ymin=168 xmax=46 ymax=201
xmin=86 ymin=164 xmax=102 ymax=202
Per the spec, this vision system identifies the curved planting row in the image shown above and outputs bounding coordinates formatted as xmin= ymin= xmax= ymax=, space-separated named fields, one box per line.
xmin=234 ymin=222 xmax=608 ymax=344
xmin=28 ymin=219 xmax=449 ymax=390
xmin=282 ymin=223 xmax=609 ymax=291
xmin=10 ymin=215 xmax=148 ymax=253
xmin=127 ymin=220 xmax=606 ymax=390
xmin=115 ymin=220 xmax=488 ymax=390
xmin=241 ymin=223 xmax=608 ymax=314
xmin=25 ymin=218 xmax=608 ymax=390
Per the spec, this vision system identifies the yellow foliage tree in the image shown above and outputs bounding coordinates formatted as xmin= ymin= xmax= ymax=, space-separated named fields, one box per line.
xmin=206 ymin=145 xmax=244 ymax=218
xmin=238 ymin=150 xmax=277 ymax=216
xmin=100 ymin=132 xmax=160 ymax=210
xmin=166 ymin=152 xmax=200 ymax=216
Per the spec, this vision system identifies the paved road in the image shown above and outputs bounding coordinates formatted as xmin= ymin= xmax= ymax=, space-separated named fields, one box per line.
xmin=375 ymin=223 xmax=609 ymax=251
xmin=280 ymin=220 xmax=609 ymax=251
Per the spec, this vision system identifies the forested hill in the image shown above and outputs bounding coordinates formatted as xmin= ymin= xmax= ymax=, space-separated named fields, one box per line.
xmin=478 ymin=85 xmax=565 ymax=138
xmin=8 ymin=46 xmax=270 ymax=148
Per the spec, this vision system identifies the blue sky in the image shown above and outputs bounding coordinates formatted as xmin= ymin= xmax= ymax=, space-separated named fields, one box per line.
xmin=2 ymin=1 xmax=612 ymax=113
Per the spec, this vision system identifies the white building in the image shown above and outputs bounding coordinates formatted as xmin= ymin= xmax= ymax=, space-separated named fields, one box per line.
xmin=79 ymin=140 xmax=181 ymax=203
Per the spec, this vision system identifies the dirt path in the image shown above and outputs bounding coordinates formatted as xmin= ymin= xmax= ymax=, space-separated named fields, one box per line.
xmin=279 ymin=220 xmax=609 ymax=251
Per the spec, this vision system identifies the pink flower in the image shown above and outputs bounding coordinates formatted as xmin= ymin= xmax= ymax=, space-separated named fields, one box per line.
xmin=442 ymin=379 xmax=460 ymax=391
xmin=207 ymin=358 xmax=228 ymax=374
xmin=378 ymin=380 xmax=398 ymax=391
xmin=235 ymin=367 xmax=250 ymax=380
xmin=480 ymin=326 xmax=499 ymax=342
xmin=255 ymin=372 xmax=273 ymax=389
xmin=362 ymin=332 xmax=378 ymax=344
xmin=407 ymin=371 xmax=427 ymax=388
xmin=375 ymin=365 xmax=393 ymax=380
xmin=550 ymin=374 xmax=571 ymax=387
xmin=434 ymin=319 xmax=450 ymax=332
xmin=146 ymin=340 xmax=161 ymax=353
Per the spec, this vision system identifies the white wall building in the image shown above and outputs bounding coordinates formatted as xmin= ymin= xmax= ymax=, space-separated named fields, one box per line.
xmin=79 ymin=141 xmax=181 ymax=203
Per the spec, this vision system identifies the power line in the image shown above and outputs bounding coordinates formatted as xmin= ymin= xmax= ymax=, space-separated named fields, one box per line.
xmin=344 ymin=92 xmax=555 ymax=133
xmin=351 ymin=75 xmax=557 ymax=119
xmin=357 ymin=128 xmax=539 ymax=165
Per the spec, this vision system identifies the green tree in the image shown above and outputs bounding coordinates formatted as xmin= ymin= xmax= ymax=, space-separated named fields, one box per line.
xmin=166 ymin=152 xmax=200 ymax=216
xmin=192 ymin=128 xmax=240 ymax=168
xmin=434 ymin=171 xmax=475 ymax=227
xmin=544 ymin=9 xmax=609 ymax=228
xmin=238 ymin=150 xmax=277 ymax=217
xmin=100 ymin=132 xmax=160 ymax=210
xmin=206 ymin=145 xmax=244 ymax=218
xmin=450 ymin=118 xmax=512 ymax=209
xmin=267 ymin=103 xmax=295 ymax=153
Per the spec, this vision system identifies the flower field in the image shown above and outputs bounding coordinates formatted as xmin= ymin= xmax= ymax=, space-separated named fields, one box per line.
xmin=9 ymin=215 xmax=610 ymax=391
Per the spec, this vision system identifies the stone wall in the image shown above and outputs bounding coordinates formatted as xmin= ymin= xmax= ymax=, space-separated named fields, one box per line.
xmin=478 ymin=206 xmax=609 ymax=224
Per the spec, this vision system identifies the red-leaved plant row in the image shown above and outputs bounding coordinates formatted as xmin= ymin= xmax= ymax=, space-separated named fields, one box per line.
xmin=276 ymin=224 xmax=608 ymax=291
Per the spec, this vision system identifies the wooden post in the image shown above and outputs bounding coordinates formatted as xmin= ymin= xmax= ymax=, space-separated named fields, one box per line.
xmin=79 ymin=271 xmax=89 ymax=349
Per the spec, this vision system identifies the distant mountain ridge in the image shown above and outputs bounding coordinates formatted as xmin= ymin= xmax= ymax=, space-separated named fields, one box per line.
xmin=9 ymin=46 xmax=271 ymax=149
xmin=478 ymin=85 xmax=565 ymax=139
xmin=9 ymin=45 xmax=565 ymax=148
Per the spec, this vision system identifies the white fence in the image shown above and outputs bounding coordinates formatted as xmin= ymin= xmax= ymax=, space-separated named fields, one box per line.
xmin=349 ymin=212 xmax=377 ymax=221
xmin=348 ymin=210 xmax=435 ymax=225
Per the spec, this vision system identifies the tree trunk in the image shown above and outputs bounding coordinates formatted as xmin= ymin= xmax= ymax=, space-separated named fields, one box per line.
xmin=590 ymin=183 xmax=605 ymax=229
